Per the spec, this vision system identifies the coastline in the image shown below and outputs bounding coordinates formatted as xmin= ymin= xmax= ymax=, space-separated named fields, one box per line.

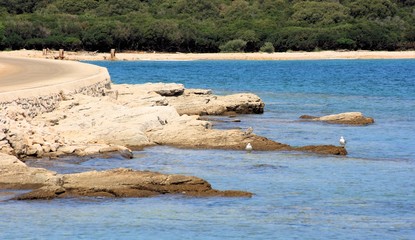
xmin=0 ymin=53 xmax=391 ymax=200
xmin=0 ymin=49 xmax=414 ymax=61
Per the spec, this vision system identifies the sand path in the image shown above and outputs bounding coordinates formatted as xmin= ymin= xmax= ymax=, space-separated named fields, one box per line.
xmin=0 ymin=56 xmax=110 ymax=104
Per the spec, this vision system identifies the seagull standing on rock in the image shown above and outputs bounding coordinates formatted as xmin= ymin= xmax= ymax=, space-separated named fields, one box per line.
xmin=339 ymin=136 xmax=346 ymax=147
xmin=245 ymin=143 xmax=253 ymax=152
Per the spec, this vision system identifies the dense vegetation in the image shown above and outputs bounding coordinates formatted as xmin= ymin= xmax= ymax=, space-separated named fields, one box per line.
xmin=0 ymin=0 xmax=414 ymax=52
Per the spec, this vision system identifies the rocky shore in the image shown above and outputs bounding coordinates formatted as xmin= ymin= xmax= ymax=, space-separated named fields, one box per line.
xmin=1 ymin=82 xmax=346 ymax=159
xmin=0 ymin=59 xmax=348 ymax=200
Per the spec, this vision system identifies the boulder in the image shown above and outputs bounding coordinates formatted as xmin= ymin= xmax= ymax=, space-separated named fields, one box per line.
xmin=300 ymin=112 xmax=374 ymax=125
xmin=168 ymin=90 xmax=265 ymax=115
xmin=152 ymin=83 xmax=185 ymax=96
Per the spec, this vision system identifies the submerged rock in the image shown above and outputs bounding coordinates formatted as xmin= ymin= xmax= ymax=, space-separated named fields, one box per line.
xmin=300 ymin=112 xmax=374 ymax=125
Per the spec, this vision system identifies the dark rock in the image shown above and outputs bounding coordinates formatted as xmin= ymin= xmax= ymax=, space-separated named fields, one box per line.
xmin=294 ymin=145 xmax=347 ymax=155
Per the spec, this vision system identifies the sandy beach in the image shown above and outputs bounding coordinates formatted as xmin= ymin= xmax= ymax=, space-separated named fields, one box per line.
xmin=0 ymin=49 xmax=414 ymax=61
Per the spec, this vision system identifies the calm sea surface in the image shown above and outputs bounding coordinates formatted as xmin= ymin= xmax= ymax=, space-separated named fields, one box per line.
xmin=2 ymin=60 xmax=414 ymax=239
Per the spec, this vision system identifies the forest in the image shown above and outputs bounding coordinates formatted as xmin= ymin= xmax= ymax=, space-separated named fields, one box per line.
xmin=0 ymin=0 xmax=414 ymax=53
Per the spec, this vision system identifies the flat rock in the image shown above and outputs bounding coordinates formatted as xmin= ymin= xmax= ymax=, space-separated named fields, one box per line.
xmin=60 ymin=168 xmax=252 ymax=199
xmin=294 ymin=145 xmax=347 ymax=155
xmin=33 ymin=94 xmax=179 ymax=147
xmin=0 ymin=154 xmax=252 ymax=200
xmin=300 ymin=112 xmax=374 ymax=125
xmin=147 ymin=119 xmax=346 ymax=155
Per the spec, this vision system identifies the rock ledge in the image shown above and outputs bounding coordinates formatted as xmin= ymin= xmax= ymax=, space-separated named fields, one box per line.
xmin=0 ymin=154 xmax=252 ymax=200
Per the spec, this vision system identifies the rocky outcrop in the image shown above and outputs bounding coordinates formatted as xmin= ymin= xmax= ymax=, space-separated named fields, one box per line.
xmin=111 ymin=83 xmax=265 ymax=115
xmin=167 ymin=89 xmax=265 ymax=115
xmin=0 ymin=154 xmax=252 ymax=200
xmin=300 ymin=112 xmax=374 ymax=125
xmin=0 ymin=59 xmax=351 ymax=201
xmin=0 ymin=82 xmax=350 ymax=201
xmin=146 ymin=115 xmax=346 ymax=155
xmin=1 ymin=83 xmax=347 ymax=158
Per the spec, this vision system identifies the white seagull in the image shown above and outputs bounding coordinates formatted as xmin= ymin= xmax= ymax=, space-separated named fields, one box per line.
xmin=339 ymin=136 xmax=346 ymax=147
xmin=245 ymin=143 xmax=253 ymax=152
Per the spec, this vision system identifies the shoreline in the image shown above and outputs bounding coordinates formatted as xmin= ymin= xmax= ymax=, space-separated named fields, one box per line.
xmin=0 ymin=49 xmax=414 ymax=61
xmin=0 ymin=56 xmax=351 ymax=200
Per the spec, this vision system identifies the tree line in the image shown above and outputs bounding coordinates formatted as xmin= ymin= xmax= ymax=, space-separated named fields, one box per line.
xmin=0 ymin=0 xmax=414 ymax=53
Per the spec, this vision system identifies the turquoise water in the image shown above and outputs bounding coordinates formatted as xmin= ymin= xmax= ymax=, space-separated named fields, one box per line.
xmin=2 ymin=60 xmax=415 ymax=239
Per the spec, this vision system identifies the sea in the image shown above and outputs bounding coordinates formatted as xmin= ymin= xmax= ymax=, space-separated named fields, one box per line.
xmin=1 ymin=59 xmax=414 ymax=240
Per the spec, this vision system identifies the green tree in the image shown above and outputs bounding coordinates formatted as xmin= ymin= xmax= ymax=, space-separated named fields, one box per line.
xmin=0 ymin=0 xmax=44 ymax=14
xmin=0 ymin=0 xmax=413 ymax=52
xmin=144 ymin=19 xmax=183 ymax=52
xmin=349 ymin=21 xmax=399 ymax=50
xmin=290 ymin=1 xmax=350 ymax=25
xmin=260 ymin=42 xmax=275 ymax=53
xmin=349 ymin=0 xmax=397 ymax=19
xmin=174 ymin=0 xmax=220 ymax=19
xmin=54 ymin=0 xmax=99 ymax=15
xmin=271 ymin=27 xmax=319 ymax=51
xmin=82 ymin=21 xmax=115 ymax=51
xmin=0 ymin=22 xmax=5 ymax=48
xmin=219 ymin=39 xmax=247 ymax=52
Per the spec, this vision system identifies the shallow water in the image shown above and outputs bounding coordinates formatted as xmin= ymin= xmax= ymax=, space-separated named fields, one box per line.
xmin=2 ymin=60 xmax=414 ymax=239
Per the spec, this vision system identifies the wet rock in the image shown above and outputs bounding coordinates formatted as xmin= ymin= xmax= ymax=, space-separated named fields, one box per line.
xmin=14 ymin=186 xmax=66 ymax=200
xmin=0 ymin=154 xmax=252 ymax=200
xmin=300 ymin=112 xmax=374 ymax=125
xmin=294 ymin=145 xmax=347 ymax=155
xmin=147 ymin=123 xmax=347 ymax=155
xmin=62 ymin=168 xmax=252 ymax=198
